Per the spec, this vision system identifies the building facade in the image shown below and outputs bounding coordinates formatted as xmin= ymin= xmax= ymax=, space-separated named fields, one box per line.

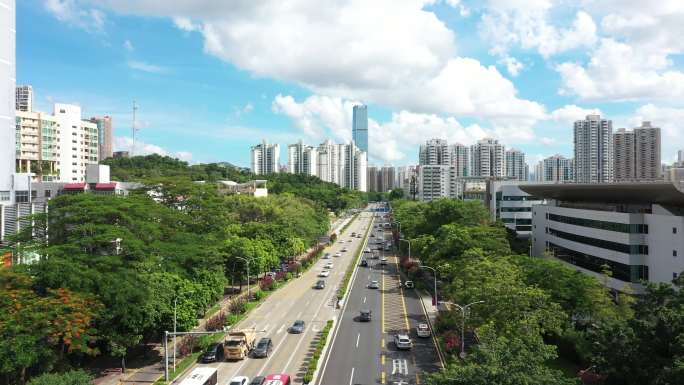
xmin=574 ymin=114 xmax=613 ymax=183
xmin=451 ymin=144 xmax=470 ymax=177
xmin=419 ymin=139 xmax=450 ymax=165
xmin=15 ymin=84 xmax=32 ymax=112
xmin=53 ymin=104 xmax=99 ymax=182
xmin=15 ymin=110 xmax=60 ymax=181
xmin=343 ymin=142 xmax=367 ymax=192
xmin=316 ymin=140 xmax=341 ymax=185
xmin=537 ymin=155 xmax=574 ymax=183
xmin=250 ymin=140 xmax=280 ymax=175
xmin=287 ymin=140 xmax=317 ymax=176
xmin=505 ymin=149 xmax=528 ymax=181
xmin=352 ymin=105 xmax=368 ymax=154
xmin=90 ymin=116 xmax=113 ymax=160
xmin=613 ymin=122 xmax=661 ymax=182
xmin=0 ymin=0 xmax=16 ymax=203
xmin=471 ymin=138 xmax=506 ymax=177
xmin=488 ymin=181 xmax=542 ymax=239
xmin=524 ymin=182 xmax=684 ymax=293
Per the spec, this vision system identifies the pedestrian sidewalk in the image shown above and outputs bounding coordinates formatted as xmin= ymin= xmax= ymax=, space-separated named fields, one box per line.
xmin=418 ymin=290 xmax=446 ymax=368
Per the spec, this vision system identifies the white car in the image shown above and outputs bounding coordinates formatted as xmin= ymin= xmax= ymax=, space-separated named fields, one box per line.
xmin=334 ymin=252 xmax=342 ymax=257
xmin=417 ymin=323 xmax=431 ymax=337
xmin=324 ymin=263 xmax=333 ymax=269
xmin=380 ymin=257 xmax=388 ymax=265
xmin=229 ymin=376 xmax=249 ymax=385
xmin=322 ymin=254 xmax=331 ymax=259
xmin=394 ymin=334 xmax=412 ymax=350
xmin=319 ymin=270 xmax=330 ymax=277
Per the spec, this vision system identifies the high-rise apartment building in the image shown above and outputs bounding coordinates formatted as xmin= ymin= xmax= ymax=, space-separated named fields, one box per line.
xmin=678 ymin=150 xmax=684 ymax=164
xmin=352 ymin=105 xmax=368 ymax=154
xmin=15 ymin=111 xmax=60 ymax=181
xmin=380 ymin=166 xmax=395 ymax=192
xmin=537 ymin=155 xmax=573 ymax=183
xmin=15 ymin=85 xmax=32 ymax=112
xmin=343 ymin=142 xmax=367 ymax=192
xmin=419 ymin=139 xmax=450 ymax=165
xmin=0 ymin=0 xmax=16 ymax=203
xmin=470 ymin=138 xmax=506 ymax=177
xmin=396 ymin=166 xmax=418 ymax=198
xmin=53 ymin=104 xmax=99 ymax=182
xmin=574 ymin=114 xmax=613 ymax=183
xmin=316 ymin=140 xmax=342 ymax=185
xmin=450 ymin=144 xmax=470 ymax=177
xmin=367 ymin=166 xmax=380 ymax=192
xmin=505 ymin=149 xmax=528 ymax=181
xmin=250 ymin=140 xmax=280 ymax=175
xmin=89 ymin=116 xmax=113 ymax=160
xmin=613 ymin=122 xmax=661 ymax=182
xmin=288 ymin=140 xmax=318 ymax=176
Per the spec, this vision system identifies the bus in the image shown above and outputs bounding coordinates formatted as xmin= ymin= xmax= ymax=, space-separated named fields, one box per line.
xmin=263 ymin=373 xmax=290 ymax=385
xmin=177 ymin=367 xmax=218 ymax=385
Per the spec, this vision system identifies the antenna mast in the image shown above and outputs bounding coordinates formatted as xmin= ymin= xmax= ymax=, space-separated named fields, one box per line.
xmin=131 ymin=100 xmax=138 ymax=156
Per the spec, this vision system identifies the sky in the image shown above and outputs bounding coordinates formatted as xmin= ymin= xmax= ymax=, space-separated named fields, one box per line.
xmin=17 ymin=0 xmax=684 ymax=168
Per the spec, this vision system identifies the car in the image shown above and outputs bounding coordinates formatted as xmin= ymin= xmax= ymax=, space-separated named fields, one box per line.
xmin=394 ymin=334 xmax=413 ymax=350
xmin=201 ymin=342 xmax=224 ymax=363
xmin=357 ymin=234 xmax=362 ymax=238
xmin=370 ymin=233 xmax=375 ymax=237
xmin=265 ymin=272 xmax=276 ymax=278
xmin=364 ymin=248 xmax=371 ymax=253
xmin=229 ymin=376 xmax=250 ymax=385
xmin=323 ymin=252 xmax=331 ymax=259
xmin=249 ymin=376 xmax=265 ymax=385
xmin=351 ymin=232 xmax=356 ymax=237
xmin=314 ymin=280 xmax=326 ymax=289
xmin=360 ymin=259 xmax=368 ymax=267
xmin=334 ymin=252 xmax=342 ymax=257
xmin=403 ymin=280 xmax=414 ymax=289
xmin=384 ymin=246 xmax=391 ymax=251
xmin=252 ymin=337 xmax=273 ymax=358
xmin=417 ymin=323 xmax=431 ymax=338
xmin=289 ymin=320 xmax=305 ymax=334
xmin=341 ymin=248 xmax=348 ymax=252
xmin=380 ymin=257 xmax=388 ymax=265
xmin=324 ymin=262 xmax=333 ymax=269
xmin=348 ymin=239 xmax=353 ymax=243
xmin=368 ymin=280 xmax=380 ymax=289
xmin=318 ymin=270 xmax=330 ymax=277
xmin=359 ymin=309 xmax=372 ymax=321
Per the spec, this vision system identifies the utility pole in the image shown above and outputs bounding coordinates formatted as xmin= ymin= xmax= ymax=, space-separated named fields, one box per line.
xmin=131 ymin=100 xmax=138 ymax=156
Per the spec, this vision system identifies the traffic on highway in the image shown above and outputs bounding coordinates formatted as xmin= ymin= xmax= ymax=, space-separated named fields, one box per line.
xmin=174 ymin=203 xmax=440 ymax=385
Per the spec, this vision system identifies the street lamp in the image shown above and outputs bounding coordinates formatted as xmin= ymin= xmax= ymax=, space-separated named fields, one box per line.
xmin=419 ymin=264 xmax=437 ymax=307
xmin=399 ymin=238 xmax=411 ymax=261
xmin=441 ymin=300 xmax=485 ymax=358
xmin=393 ymin=220 xmax=402 ymax=236
xmin=173 ymin=290 xmax=194 ymax=371
xmin=233 ymin=256 xmax=253 ymax=302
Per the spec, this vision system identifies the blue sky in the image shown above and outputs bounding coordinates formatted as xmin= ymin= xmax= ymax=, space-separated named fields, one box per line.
xmin=18 ymin=1 xmax=684 ymax=167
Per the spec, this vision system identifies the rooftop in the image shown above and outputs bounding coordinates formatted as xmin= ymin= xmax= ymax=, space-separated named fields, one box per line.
xmin=519 ymin=182 xmax=684 ymax=207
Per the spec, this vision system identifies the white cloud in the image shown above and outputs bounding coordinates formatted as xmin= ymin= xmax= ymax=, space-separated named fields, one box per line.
xmin=549 ymin=104 xmax=602 ymax=124
xmin=127 ymin=60 xmax=167 ymax=74
xmin=272 ymin=94 xmax=361 ymax=142
xmin=123 ymin=39 xmax=134 ymax=51
xmin=499 ymin=56 xmax=524 ymax=77
xmin=114 ymin=136 xmax=192 ymax=160
xmin=173 ymin=17 xmax=200 ymax=32
xmin=44 ymin=0 xmax=106 ymax=32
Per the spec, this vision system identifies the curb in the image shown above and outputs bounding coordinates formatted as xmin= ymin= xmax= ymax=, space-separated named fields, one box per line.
xmin=304 ymin=318 xmax=335 ymax=385
xmin=418 ymin=289 xmax=447 ymax=369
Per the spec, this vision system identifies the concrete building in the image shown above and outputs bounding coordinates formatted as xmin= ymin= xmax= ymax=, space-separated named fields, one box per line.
xmin=250 ymin=140 xmax=280 ymax=175
xmin=316 ymin=140 xmax=341 ymax=185
xmin=524 ymin=182 xmax=684 ymax=293
xmin=89 ymin=116 xmax=113 ymax=160
xmin=574 ymin=114 xmax=613 ymax=183
xmin=488 ymin=180 xmax=543 ymax=238
xmin=419 ymin=139 xmax=450 ymax=165
xmin=396 ymin=166 xmax=418 ymax=199
xmin=0 ymin=0 xmax=16 ymax=204
xmin=450 ymin=144 xmax=470 ymax=177
xmin=471 ymin=138 xmax=506 ymax=178
xmin=287 ymin=140 xmax=317 ymax=176
xmin=678 ymin=150 xmax=684 ymax=165
xmin=15 ymin=110 xmax=60 ymax=181
xmin=113 ymin=151 xmax=129 ymax=159
xmin=352 ymin=105 xmax=368 ymax=154
xmin=380 ymin=166 xmax=395 ymax=192
xmin=613 ymin=122 xmax=661 ymax=182
xmin=367 ymin=166 xmax=380 ymax=192
xmin=537 ymin=155 xmax=574 ymax=183
xmin=53 ymin=104 xmax=99 ymax=182
xmin=15 ymin=84 xmax=32 ymax=112
xmin=218 ymin=180 xmax=268 ymax=198
xmin=343 ymin=142 xmax=367 ymax=192
xmin=505 ymin=149 xmax=528 ymax=181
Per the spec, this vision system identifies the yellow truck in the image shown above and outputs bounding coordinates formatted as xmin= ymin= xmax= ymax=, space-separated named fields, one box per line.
xmin=224 ymin=328 xmax=256 ymax=360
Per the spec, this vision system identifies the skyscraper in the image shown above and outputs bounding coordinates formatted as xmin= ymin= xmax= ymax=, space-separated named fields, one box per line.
xmin=344 ymin=142 xmax=367 ymax=192
xmin=470 ymin=138 xmax=506 ymax=177
xmin=367 ymin=166 xmax=380 ymax=192
xmin=250 ymin=140 xmax=280 ymax=175
xmin=574 ymin=114 xmax=613 ymax=183
xmin=287 ymin=140 xmax=317 ymax=176
xmin=0 ymin=0 xmax=15 ymax=202
xmin=316 ymin=140 xmax=341 ymax=185
xmin=538 ymin=155 xmax=573 ymax=183
xmin=419 ymin=139 xmax=450 ymax=165
xmin=352 ymin=105 xmax=368 ymax=154
xmin=89 ymin=116 xmax=113 ymax=160
xmin=450 ymin=144 xmax=470 ymax=177
xmin=613 ymin=122 xmax=661 ymax=182
xmin=505 ymin=149 xmax=528 ymax=181
xmin=15 ymin=85 xmax=32 ymax=112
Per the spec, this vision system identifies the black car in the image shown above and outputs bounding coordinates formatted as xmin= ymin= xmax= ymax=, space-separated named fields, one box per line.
xmin=289 ymin=320 xmax=305 ymax=334
xmin=252 ymin=337 xmax=273 ymax=358
xmin=201 ymin=342 xmax=224 ymax=363
xmin=314 ymin=280 xmax=326 ymax=289
xmin=360 ymin=259 xmax=368 ymax=267
xmin=249 ymin=377 xmax=265 ymax=385
xmin=359 ymin=309 xmax=372 ymax=322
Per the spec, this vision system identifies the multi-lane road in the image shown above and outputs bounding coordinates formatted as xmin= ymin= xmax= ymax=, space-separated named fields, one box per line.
xmin=173 ymin=204 xmax=441 ymax=384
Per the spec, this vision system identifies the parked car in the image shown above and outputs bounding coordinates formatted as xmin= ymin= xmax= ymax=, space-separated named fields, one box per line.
xmin=417 ymin=323 xmax=431 ymax=338
xmin=360 ymin=259 xmax=368 ymax=267
xmin=249 ymin=376 xmax=265 ymax=385
xmin=318 ymin=270 xmax=330 ymax=277
xmin=403 ymin=280 xmax=414 ymax=289
xmin=368 ymin=280 xmax=380 ymax=289
xmin=314 ymin=280 xmax=326 ymax=289
xmin=252 ymin=337 xmax=273 ymax=358
xmin=229 ymin=377 xmax=250 ymax=385
xmin=201 ymin=342 xmax=224 ymax=363
xmin=394 ymin=334 xmax=413 ymax=350
xmin=289 ymin=320 xmax=305 ymax=334
xmin=359 ymin=309 xmax=372 ymax=322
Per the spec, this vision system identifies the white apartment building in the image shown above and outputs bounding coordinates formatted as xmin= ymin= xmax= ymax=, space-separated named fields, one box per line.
xmin=419 ymin=139 xmax=450 ymax=165
xmin=343 ymin=142 xmax=367 ymax=192
xmin=53 ymin=104 xmax=99 ymax=182
xmin=488 ymin=180 xmax=543 ymax=238
xmin=574 ymin=114 xmax=613 ymax=183
xmin=250 ymin=140 xmax=280 ymax=175
xmin=451 ymin=144 xmax=470 ymax=177
xmin=316 ymin=140 xmax=341 ymax=185
xmin=471 ymin=138 xmax=506 ymax=177
xmin=613 ymin=122 xmax=661 ymax=182
xmin=15 ymin=84 xmax=32 ymax=112
xmin=90 ymin=116 xmax=113 ymax=160
xmin=536 ymin=155 xmax=574 ymax=183
xmin=505 ymin=149 xmax=528 ymax=181
xmin=0 ymin=0 xmax=16 ymax=203
xmin=396 ymin=166 xmax=417 ymax=198
xmin=15 ymin=111 xmax=60 ymax=181
xmin=287 ymin=140 xmax=317 ymax=176
xmin=524 ymin=182 xmax=684 ymax=293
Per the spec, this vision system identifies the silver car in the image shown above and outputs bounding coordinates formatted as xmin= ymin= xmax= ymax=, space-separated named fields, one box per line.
xmin=394 ymin=334 xmax=412 ymax=350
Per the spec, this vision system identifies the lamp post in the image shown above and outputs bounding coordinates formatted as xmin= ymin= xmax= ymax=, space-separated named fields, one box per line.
xmin=399 ymin=238 xmax=411 ymax=262
xmin=442 ymin=300 xmax=485 ymax=358
xmin=393 ymin=220 xmax=402 ymax=236
xmin=234 ymin=256 xmax=252 ymax=302
xmin=419 ymin=264 xmax=437 ymax=307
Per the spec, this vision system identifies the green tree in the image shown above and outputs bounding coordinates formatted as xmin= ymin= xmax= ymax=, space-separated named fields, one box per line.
xmin=27 ymin=370 xmax=93 ymax=385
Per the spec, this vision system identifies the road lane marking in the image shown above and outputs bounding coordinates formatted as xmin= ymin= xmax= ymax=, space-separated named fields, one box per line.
xmin=349 ymin=367 xmax=355 ymax=385
xmin=296 ymin=311 xmax=302 ymax=319
xmin=356 ymin=333 xmax=360 ymax=348
xmin=277 ymin=323 xmax=285 ymax=333
xmin=381 ymin=354 xmax=385 ymax=365
xmin=363 ymin=296 xmax=367 ymax=303
xmin=381 ymin=371 xmax=386 ymax=384
xmin=263 ymin=323 xmax=270 ymax=332
xmin=416 ymin=373 xmax=421 ymax=384
xmin=381 ymin=267 xmax=385 ymax=334
xmin=392 ymin=359 xmax=408 ymax=375
xmin=396 ymin=258 xmax=411 ymax=332
xmin=381 ymin=338 xmax=385 ymax=348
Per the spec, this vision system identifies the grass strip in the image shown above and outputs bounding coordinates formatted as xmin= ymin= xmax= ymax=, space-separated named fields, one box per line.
xmin=337 ymin=213 xmax=372 ymax=300
xmin=302 ymin=320 xmax=334 ymax=384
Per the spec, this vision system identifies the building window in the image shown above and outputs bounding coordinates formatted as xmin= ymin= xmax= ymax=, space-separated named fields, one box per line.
xmin=548 ymin=228 xmax=648 ymax=255
xmin=674 ymin=228 xmax=678 ymax=234
xmin=674 ymin=250 xmax=678 ymax=257
xmin=549 ymin=242 xmax=648 ymax=283
xmin=15 ymin=190 xmax=29 ymax=203
xmin=0 ymin=191 xmax=10 ymax=201
xmin=547 ymin=213 xmax=648 ymax=234
xmin=31 ymin=190 xmax=37 ymax=199
xmin=45 ymin=190 xmax=51 ymax=198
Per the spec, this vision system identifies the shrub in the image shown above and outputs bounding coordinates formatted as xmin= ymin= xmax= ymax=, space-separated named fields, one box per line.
xmin=260 ymin=276 xmax=274 ymax=291
xmin=205 ymin=312 xmax=226 ymax=331
xmin=229 ymin=297 xmax=246 ymax=314
xmin=178 ymin=335 xmax=198 ymax=356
